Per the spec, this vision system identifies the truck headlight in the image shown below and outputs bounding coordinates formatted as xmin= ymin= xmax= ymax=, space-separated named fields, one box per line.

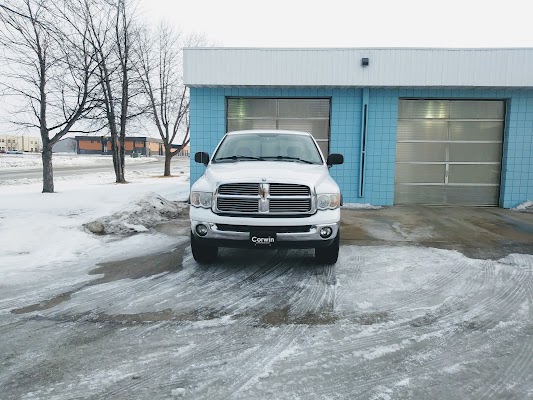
xmin=317 ymin=194 xmax=341 ymax=210
xmin=190 ymin=191 xmax=213 ymax=208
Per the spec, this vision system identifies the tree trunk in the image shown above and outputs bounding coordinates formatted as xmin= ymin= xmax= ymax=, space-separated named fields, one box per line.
xmin=42 ymin=144 xmax=54 ymax=193
xmin=164 ymin=147 xmax=172 ymax=176
xmin=111 ymin=134 xmax=126 ymax=183
xmin=118 ymin=134 xmax=125 ymax=182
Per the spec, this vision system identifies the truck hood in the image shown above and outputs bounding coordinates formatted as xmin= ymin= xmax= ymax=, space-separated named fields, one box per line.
xmin=197 ymin=161 xmax=339 ymax=192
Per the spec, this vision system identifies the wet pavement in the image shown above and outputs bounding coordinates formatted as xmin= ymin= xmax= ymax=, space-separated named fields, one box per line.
xmin=1 ymin=207 xmax=533 ymax=399
xmin=341 ymin=206 xmax=533 ymax=258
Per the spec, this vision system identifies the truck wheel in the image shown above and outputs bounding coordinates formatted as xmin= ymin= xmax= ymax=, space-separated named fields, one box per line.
xmin=191 ymin=232 xmax=218 ymax=263
xmin=315 ymin=232 xmax=339 ymax=264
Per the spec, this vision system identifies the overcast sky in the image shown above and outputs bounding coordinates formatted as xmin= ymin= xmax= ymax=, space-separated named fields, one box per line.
xmin=141 ymin=0 xmax=533 ymax=48
xmin=2 ymin=0 xmax=531 ymax=138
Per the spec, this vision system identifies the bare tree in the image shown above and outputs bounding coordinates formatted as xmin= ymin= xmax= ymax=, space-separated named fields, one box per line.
xmin=0 ymin=0 xmax=98 ymax=192
xmin=137 ymin=24 xmax=205 ymax=176
xmin=81 ymin=0 xmax=141 ymax=183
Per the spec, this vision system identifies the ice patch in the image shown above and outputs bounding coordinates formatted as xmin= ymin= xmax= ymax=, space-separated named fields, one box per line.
xmin=356 ymin=301 xmax=373 ymax=309
xmin=443 ymin=363 xmax=465 ymax=374
xmin=362 ymin=343 xmax=403 ymax=360
xmin=370 ymin=386 xmax=393 ymax=400
xmin=396 ymin=378 xmax=410 ymax=387
xmin=171 ymin=388 xmax=186 ymax=397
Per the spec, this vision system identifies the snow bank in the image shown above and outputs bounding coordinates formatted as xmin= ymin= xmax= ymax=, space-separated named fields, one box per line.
xmin=512 ymin=200 xmax=533 ymax=212
xmin=84 ymin=192 xmax=188 ymax=234
xmin=0 ymin=169 xmax=190 ymax=292
xmin=342 ymin=203 xmax=382 ymax=210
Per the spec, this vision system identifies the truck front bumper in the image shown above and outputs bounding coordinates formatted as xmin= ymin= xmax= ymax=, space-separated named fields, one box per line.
xmin=190 ymin=208 xmax=340 ymax=249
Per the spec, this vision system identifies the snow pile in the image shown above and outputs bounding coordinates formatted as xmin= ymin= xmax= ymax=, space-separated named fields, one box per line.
xmin=512 ymin=200 xmax=533 ymax=212
xmin=342 ymin=202 xmax=382 ymax=210
xmin=84 ymin=192 xmax=188 ymax=234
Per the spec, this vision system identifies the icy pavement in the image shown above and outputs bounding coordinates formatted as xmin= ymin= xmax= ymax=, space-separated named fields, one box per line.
xmin=1 ymin=245 xmax=533 ymax=398
xmin=1 ymin=161 xmax=533 ymax=399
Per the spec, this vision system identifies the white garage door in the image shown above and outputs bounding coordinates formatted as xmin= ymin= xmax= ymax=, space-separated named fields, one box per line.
xmin=226 ymin=98 xmax=331 ymax=156
xmin=395 ymin=100 xmax=505 ymax=205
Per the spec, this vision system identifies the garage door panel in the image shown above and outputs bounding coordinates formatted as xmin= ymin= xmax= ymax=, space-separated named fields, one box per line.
xmin=449 ymin=100 xmax=505 ymax=119
xmin=397 ymin=120 xmax=448 ymax=140
xmin=396 ymin=143 xmax=447 ymax=162
xmin=446 ymin=186 xmax=500 ymax=206
xmin=316 ymin=141 xmax=328 ymax=158
xmin=394 ymin=185 xmax=446 ymax=204
xmin=448 ymin=164 xmax=501 ymax=184
xmin=395 ymin=164 xmax=445 ymax=184
xmin=227 ymin=98 xmax=330 ymax=155
xmin=278 ymin=119 xmax=330 ymax=139
xmin=277 ymin=99 xmax=330 ymax=118
xmin=227 ymin=119 xmax=277 ymax=132
xmin=448 ymin=143 xmax=502 ymax=163
xmin=395 ymin=99 xmax=504 ymax=205
xmin=449 ymin=121 xmax=504 ymax=141
xmin=227 ymin=98 xmax=276 ymax=118
xmin=398 ymin=100 xmax=449 ymax=119
xmin=395 ymin=184 xmax=500 ymax=205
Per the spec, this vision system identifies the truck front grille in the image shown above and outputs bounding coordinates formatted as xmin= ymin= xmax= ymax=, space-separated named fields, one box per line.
xmin=217 ymin=198 xmax=258 ymax=213
xmin=218 ymin=183 xmax=259 ymax=196
xmin=269 ymin=199 xmax=311 ymax=212
xmin=270 ymin=183 xmax=310 ymax=196
xmin=216 ymin=183 xmax=313 ymax=215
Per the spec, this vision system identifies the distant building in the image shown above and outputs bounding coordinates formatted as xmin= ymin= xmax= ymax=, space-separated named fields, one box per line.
xmin=0 ymin=135 xmax=41 ymax=152
xmin=52 ymin=137 xmax=77 ymax=153
xmin=172 ymin=142 xmax=190 ymax=156
xmin=75 ymin=136 xmax=190 ymax=156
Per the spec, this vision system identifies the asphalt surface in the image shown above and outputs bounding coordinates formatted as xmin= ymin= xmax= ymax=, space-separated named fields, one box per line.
xmin=1 ymin=208 xmax=533 ymax=399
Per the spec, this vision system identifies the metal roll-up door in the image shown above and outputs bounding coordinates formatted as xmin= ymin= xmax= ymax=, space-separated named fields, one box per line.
xmin=395 ymin=99 xmax=505 ymax=205
xmin=227 ymin=98 xmax=331 ymax=156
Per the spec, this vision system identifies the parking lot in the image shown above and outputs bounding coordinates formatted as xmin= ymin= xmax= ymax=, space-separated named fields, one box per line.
xmin=1 ymin=206 xmax=533 ymax=399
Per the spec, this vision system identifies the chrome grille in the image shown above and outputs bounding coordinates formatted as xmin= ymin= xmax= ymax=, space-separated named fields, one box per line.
xmin=218 ymin=183 xmax=259 ymax=196
xmin=215 ymin=182 xmax=313 ymax=215
xmin=269 ymin=183 xmax=310 ymax=196
xmin=269 ymin=199 xmax=311 ymax=212
xmin=217 ymin=198 xmax=258 ymax=213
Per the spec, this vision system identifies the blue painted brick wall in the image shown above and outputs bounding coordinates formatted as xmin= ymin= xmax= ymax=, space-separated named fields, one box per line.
xmin=190 ymin=87 xmax=533 ymax=208
xmin=190 ymin=87 xmax=363 ymax=203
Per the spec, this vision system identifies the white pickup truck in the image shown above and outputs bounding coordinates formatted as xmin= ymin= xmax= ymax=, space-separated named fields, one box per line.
xmin=189 ymin=130 xmax=344 ymax=263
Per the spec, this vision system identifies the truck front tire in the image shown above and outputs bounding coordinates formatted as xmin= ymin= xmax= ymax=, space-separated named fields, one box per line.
xmin=315 ymin=232 xmax=340 ymax=264
xmin=191 ymin=232 xmax=218 ymax=263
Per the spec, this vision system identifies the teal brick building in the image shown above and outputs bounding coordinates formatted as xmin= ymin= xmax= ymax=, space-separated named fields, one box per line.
xmin=184 ymin=48 xmax=533 ymax=208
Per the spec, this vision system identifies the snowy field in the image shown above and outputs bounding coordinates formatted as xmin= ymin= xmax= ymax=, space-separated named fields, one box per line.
xmin=1 ymin=156 xmax=533 ymax=399
xmin=0 ymin=153 xmax=160 ymax=169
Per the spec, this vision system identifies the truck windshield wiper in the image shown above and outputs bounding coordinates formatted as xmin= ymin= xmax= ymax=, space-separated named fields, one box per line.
xmin=263 ymin=156 xmax=315 ymax=164
xmin=215 ymin=155 xmax=264 ymax=162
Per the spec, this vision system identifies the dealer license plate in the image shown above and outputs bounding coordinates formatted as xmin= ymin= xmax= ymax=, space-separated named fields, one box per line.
xmin=250 ymin=232 xmax=276 ymax=246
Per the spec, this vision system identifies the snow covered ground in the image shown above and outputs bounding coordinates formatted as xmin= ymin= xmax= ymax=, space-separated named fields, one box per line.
xmin=0 ymin=152 xmax=159 ymax=169
xmin=1 ymin=155 xmax=533 ymax=399
xmin=0 ymin=156 xmax=190 ymax=299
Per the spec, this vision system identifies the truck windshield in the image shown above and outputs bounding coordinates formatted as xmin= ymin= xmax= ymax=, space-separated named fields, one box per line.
xmin=212 ymin=133 xmax=323 ymax=164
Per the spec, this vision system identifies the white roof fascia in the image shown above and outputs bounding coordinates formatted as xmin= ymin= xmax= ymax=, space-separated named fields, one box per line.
xmin=183 ymin=47 xmax=533 ymax=88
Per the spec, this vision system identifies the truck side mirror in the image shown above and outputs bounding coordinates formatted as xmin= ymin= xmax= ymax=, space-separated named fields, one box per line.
xmin=194 ymin=152 xmax=209 ymax=166
xmin=327 ymin=153 xmax=344 ymax=166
